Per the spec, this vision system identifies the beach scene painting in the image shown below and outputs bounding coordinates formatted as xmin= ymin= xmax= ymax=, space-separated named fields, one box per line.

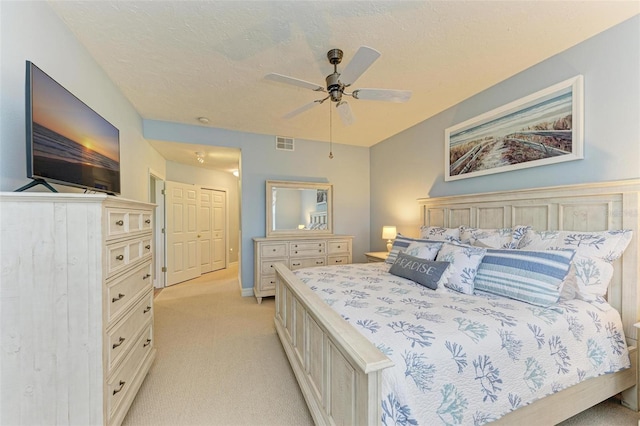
xmin=445 ymin=75 xmax=583 ymax=181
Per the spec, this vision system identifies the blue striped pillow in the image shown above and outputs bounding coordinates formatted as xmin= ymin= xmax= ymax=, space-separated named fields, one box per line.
xmin=385 ymin=234 xmax=443 ymax=264
xmin=474 ymin=249 xmax=576 ymax=307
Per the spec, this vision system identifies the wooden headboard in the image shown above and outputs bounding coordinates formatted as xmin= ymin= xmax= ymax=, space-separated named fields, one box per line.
xmin=418 ymin=179 xmax=640 ymax=346
xmin=309 ymin=211 xmax=327 ymax=226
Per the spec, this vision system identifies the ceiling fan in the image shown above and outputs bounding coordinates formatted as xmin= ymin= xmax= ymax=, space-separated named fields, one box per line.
xmin=265 ymin=46 xmax=412 ymax=125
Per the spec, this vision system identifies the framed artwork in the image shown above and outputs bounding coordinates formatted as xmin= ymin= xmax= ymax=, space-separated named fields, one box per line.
xmin=445 ymin=75 xmax=583 ymax=181
xmin=316 ymin=189 xmax=327 ymax=205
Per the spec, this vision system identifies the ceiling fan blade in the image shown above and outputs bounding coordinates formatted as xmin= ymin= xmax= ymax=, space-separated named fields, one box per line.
xmin=352 ymin=88 xmax=412 ymax=103
xmin=339 ymin=46 xmax=381 ymax=86
xmin=336 ymin=101 xmax=355 ymax=126
xmin=282 ymin=99 xmax=323 ymax=119
xmin=265 ymin=73 xmax=325 ymax=92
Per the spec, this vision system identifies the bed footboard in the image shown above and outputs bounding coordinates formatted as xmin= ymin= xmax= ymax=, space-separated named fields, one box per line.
xmin=274 ymin=264 xmax=394 ymax=426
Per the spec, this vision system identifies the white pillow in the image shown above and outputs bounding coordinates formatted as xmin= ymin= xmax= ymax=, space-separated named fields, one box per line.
xmin=459 ymin=225 xmax=530 ymax=249
xmin=435 ymin=242 xmax=487 ymax=295
xmin=404 ymin=241 xmax=442 ymax=260
xmin=517 ymin=229 xmax=633 ymax=304
xmin=419 ymin=226 xmax=460 ymax=242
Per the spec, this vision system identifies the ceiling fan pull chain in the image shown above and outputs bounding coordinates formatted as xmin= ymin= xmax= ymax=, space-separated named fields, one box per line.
xmin=329 ymin=103 xmax=334 ymax=159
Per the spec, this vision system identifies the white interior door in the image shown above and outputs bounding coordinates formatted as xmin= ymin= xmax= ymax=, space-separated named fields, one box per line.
xmin=166 ymin=181 xmax=200 ymax=286
xmin=199 ymin=190 xmax=214 ymax=274
xmin=200 ymin=188 xmax=227 ymax=273
xmin=211 ymin=189 xmax=226 ymax=271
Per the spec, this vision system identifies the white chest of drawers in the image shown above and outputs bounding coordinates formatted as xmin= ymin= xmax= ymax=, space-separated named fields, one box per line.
xmin=0 ymin=193 xmax=156 ymax=426
xmin=253 ymin=235 xmax=353 ymax=303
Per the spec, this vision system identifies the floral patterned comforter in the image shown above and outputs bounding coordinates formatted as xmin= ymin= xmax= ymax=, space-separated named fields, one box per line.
xmin=294 ymin=263 xmax=631 ymax=425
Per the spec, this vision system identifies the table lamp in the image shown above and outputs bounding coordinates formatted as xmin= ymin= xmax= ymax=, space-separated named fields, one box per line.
xmin=382 ymin=226 xmax=397 ymax=252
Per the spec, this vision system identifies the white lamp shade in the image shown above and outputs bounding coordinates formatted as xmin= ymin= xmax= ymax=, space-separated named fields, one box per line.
xmin=382 ymin=226 xmax=397 ymax=240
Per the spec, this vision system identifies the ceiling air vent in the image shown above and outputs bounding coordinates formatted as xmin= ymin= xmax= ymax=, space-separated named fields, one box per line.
xmin=276 ymin=136 xmax=294 ymax=151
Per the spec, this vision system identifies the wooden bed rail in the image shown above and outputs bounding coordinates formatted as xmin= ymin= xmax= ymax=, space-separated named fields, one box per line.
xmin=274 ymin=264 xmax=393 ymax=425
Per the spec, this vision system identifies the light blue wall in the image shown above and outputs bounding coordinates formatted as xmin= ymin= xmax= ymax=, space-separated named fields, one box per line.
xmin=0 ymin=1 xmax=166 ymax=201
xmin=370 ymin=16 xmax=640 ymax=251
xmin=143 ymin=120 xmax=370 ymax=292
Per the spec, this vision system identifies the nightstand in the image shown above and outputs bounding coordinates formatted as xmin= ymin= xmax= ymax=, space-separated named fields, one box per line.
xmin=365 ymin=251 xmax=388 ymax=263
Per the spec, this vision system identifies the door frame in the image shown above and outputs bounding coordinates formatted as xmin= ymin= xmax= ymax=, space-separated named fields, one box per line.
xmin=148 ymin=168 xmax=166 ymax=289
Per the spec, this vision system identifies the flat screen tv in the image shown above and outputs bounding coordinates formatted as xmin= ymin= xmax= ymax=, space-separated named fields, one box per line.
xmin=22 ymin=61 xmax=120 ymax=194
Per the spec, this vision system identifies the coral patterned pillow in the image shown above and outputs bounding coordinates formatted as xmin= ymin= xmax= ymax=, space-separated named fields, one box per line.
xmin=517 ymin=229 xmax=632 ymax=305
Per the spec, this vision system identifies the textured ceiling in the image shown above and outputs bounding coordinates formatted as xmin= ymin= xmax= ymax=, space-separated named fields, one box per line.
xmin=48 ymin=1 xmax=638 ymax=168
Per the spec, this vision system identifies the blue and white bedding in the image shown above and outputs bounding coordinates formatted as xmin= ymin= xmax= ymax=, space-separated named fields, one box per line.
xmin=294 ymin=262 xmax=631 ymax=426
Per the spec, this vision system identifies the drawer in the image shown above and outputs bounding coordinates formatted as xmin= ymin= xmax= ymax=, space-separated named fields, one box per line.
xmin=128 ymin=239 xmax=143 ymax=264
xmin=107 ymin=292 xmax=153 ymax=373
xmin=141 ymin=212 xmax=153 ymax=232
xmin=290 ymin=257 xmax=326 ymax=270
xmin=290 ymin=241 xmax=325 ymax=257
xmin=260 ymin=276 xmax=277 ymax=292
xmin=142 ymin=237 xmax=153 ymax=257
xmin=106 ymin=236 xmax=148 ymax=277
xmin=260 ymin=243 xmax=288 ymax=258
xmin=328 ymin=240 xmax=350 ymax=254
xmin=107 ymin=261 xmax=153 ymax=324
xmin=106 ymin=208 xmax=153 ymax=240
xmin=108 ymin=323 xmax=154 ymax=419
xmin=261 ymin=259 xmax=288 ymax=276
xmin=327 ymin=255 xmax=350 ymax=266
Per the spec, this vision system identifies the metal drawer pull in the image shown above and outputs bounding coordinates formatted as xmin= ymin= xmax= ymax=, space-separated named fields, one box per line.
xmin=113 ymin=381 xmax=125 ymax=395
xmin=316 ymin=261 xmax=323 ymax=265
xmin=115 ymin=220 xmax=124 ymax=226
xmin=143 ymin=306 xmax=151 ymax=314
xmin=115 ymin=254 xmax=124 ymax=261
xmin=145 ymin=219 xmax=151 ymax=224
xmin=292 ymin=263 xmax=300 ymax=267
xmin=112 ymin=337 xmax=125 ymax=349
xmin=335 ymin=259 xmax=343 ymax=263
xmin=143 ymin=339 xmax=152 ymax=347
xmin=294 ymin=251 xmax=298 ymax=254
xmin=143 ymin=274 xmax=151 ymax=280
xmin=112 ymin=293 xmax=125 ymax=303
xmin=318 ymin=249 xmax=322 ymax=252
xmin=337 ymin=245 xmax=341 ymax=249
xmin=145 ymin=245 xmax=151 ymax=250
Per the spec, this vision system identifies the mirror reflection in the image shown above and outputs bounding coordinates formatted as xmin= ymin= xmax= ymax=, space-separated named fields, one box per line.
xmin=266 ymin=181 xmax=333 ymax=237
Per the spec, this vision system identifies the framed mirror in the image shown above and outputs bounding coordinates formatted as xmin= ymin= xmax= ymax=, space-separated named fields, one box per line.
xmin=266 ymin=180 xmax=333 ymax=237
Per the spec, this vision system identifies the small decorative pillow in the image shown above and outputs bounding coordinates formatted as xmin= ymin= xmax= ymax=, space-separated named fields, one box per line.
xmin=435 ymin=242 xmax=487 ymax=294
xmin=389 ymin=252 xmax=451 ymax=290
xmin=459 ymin=225 xmax=531 ymax=249
xmin=517 ymin=229 xmax=633 ymax=303
xmin=419 ymin=226 xmax=460 ymax=242
xmin=386 ymin=234 xmax=443 ymax=264
xmin=474 ymin=248 xmax=575 ymax=307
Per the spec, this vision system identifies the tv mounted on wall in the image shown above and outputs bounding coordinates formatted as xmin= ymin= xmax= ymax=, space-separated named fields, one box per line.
xmin=18 ymin=61 xmax=121 ymax=195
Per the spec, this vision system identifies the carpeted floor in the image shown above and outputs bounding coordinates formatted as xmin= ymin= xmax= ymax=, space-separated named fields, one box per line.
xmin=122 ymin=264 xmax=639 ymax=426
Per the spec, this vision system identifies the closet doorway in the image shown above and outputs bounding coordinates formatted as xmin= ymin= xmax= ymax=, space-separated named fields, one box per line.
xmin=165 ymin=181 xmax=229 ymax=286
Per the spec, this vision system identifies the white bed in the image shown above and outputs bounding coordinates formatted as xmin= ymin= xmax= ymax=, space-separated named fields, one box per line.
xmin=274 ymin=180 xmax=639 ymax=425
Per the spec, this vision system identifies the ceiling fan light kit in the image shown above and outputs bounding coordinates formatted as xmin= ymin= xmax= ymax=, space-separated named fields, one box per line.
xmin=265 ymin=45 xmax=412 ymax=126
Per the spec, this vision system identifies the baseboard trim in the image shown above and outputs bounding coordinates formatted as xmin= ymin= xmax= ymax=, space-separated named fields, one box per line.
xmin=241 ymin=286 xmax=254 ymax=297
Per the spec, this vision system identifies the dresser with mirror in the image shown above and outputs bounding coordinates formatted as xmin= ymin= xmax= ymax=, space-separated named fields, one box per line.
xmin=253 ymin=180 xmax=353 ymax=303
